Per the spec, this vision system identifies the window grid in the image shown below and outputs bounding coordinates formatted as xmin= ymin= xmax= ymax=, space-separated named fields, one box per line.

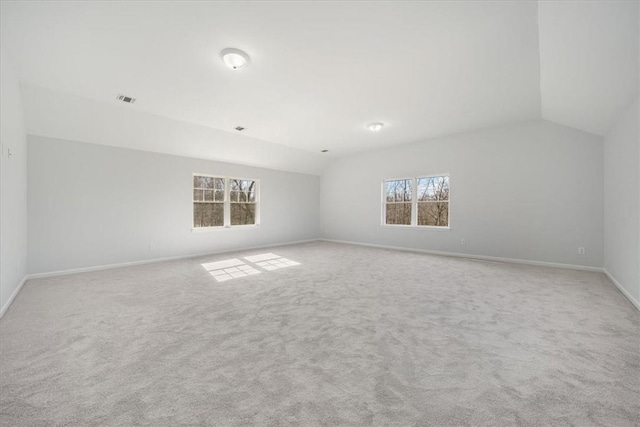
xmin=382 ymin=175 xmax=450 ymax=228
xmin=193 ymin=175 xmax=259 ymax=229
xmin=229 ymin=179 xmax=257 ymax=226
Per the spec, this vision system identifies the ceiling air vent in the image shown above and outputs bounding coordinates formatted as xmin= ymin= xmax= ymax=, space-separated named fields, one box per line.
xmin=116 ymin=94 xmax=136 ymax=104
xmin=235 ymin=126 xmax=245 ymax=131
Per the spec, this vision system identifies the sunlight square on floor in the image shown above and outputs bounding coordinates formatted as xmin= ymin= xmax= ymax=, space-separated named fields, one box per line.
xmin=254 ymin=257 xmax=300 ymax=271
xmin=201 ymin=258 xmax=261 ymax=282
xmin=201 ymin=253 xmax=300 ymax=282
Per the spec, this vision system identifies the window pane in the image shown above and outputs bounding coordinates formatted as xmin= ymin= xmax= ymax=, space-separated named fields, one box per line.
xmin=238 ymin=190 xmax=251 ymax=202
xmin=204 ymin=189 xmax=214 ymax=201
xmin=214 ymin=178 xmax=225 ymax=190
xmin=385 ymin=179 xmax=412 ymax=202
xmin=385 ymin=181 xmax=395 ymax=199
xmin=214 ymin=190 xmax=225 ymax=202
xmin=193 ymin=203 xmax=224 ymax=227
xmin=385 ymin=203 xmax=412 ymax=225
xmin=195 ymin=175 xmax=223 ymax=190
xmin=193 ymin=189 xmax=204 ymax=201
xmin=231 ymin=203 xmax=256 ymax=225
xmin=417 ymin=202 xmax=449 ymax=226
xmin=247 ymin=191 xmax=256 ymax=202
xmin=230 ymin=191 xmax=239 ymax=202
xmin=418 ymin=176 xmax=449 ymax=201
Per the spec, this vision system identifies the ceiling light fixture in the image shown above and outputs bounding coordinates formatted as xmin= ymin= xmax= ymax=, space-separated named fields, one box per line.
xmin=367 ymin=122 xmax=384 ymax=132
xmin=221 ymin=48 xmax=250 ymax=70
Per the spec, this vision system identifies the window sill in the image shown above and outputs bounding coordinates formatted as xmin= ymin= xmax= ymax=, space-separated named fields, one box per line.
xmin=380 ymin=224 xmax=451 ymax=231
xmin=192 ymin=224 xmax=260 ymax=232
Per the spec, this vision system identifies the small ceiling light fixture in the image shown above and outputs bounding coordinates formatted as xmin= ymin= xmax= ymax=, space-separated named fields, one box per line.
xmin=366 ymin=122 xmax=384 ymax=132
xmin=221 ymin=48 xmax=250 ymax=70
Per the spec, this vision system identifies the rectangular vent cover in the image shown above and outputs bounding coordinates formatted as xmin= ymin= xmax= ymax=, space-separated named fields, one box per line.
xmin=116 ymin=94 xmax=136 ymax=104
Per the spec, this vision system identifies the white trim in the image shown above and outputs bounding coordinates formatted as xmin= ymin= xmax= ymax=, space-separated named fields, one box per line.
xmin=382 ymin=175 xmax=450 ymax=228
xmin=192 ymin=174 xmax=260 ymax=228
xmin=319 ymin=238 xmax=603 ymax=272
xmin=603 ymin=269 xmax=640 ymax=311
xmin=192 ymin=224 xmax=260 ymax=232
xmin=25 ymin=239 xmax=318 ymax=280
xmin=0 ymin=275 xmax=28 ymax=319
xmin=380 ymin=224 xmax=451 ymax=231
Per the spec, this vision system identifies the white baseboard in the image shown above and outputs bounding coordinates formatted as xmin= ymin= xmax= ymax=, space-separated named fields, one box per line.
xmin=320 ymin=238 xmax=603 ymax=272
xmin=0 ymin=275 xmax=28 ymax=319
xmin=603 ymin=269 xmax=640 ymax=311
xmin=25 ymin=238 xmax=320 ymax=280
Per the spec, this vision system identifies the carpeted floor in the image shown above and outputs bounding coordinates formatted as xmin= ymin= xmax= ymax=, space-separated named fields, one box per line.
xmin=1 ymin=241 xmax=638 ymax=426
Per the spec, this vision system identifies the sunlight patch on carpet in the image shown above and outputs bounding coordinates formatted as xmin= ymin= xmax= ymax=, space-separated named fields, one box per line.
xmin=254 ymin=257 xmax=300 ymax=271
xmin=201 ymin=253 xmax=300 ymax=282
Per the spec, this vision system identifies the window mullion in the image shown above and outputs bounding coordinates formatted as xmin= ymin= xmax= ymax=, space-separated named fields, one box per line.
xmin=224 ymin=178 xmax=231 ymax=227
xmin=411 ymin=178 xmax=418 ymax=226
xmin=254 ymin=181 xmax=260 ymax=226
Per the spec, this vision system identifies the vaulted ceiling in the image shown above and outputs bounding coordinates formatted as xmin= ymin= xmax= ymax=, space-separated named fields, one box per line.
xmin=1 ymin=1 xmax=638 ymax=158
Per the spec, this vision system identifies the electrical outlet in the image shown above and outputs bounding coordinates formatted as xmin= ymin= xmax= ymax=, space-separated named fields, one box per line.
xmin=461 ymin=239 xmax=465 ymax=245
xmin=578 ymin=247 xmax=585 ymax=255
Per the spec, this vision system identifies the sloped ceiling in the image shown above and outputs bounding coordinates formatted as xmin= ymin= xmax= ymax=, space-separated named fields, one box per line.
xmin=1 ymin=1 xmax=638 ymax=160
xmin=539 ymin=1 xmax=639 ymax=136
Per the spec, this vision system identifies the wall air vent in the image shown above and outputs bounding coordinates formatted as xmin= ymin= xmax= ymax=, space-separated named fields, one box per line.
xmin=235 ymin=126 xmax=245 ymax=131
xmin=116 ymin=94 xmax=136 ymax=104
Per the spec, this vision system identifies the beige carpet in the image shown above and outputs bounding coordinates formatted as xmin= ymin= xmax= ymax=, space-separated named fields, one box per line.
xmin=1 ymin=241 xmax=638 ymax=426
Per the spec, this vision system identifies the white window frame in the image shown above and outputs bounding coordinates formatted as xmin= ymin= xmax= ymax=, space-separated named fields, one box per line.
xmin=381 ymin=174 xmax=450 ymax=230
xmin=192 ymin=174 xmax=260 ymax=230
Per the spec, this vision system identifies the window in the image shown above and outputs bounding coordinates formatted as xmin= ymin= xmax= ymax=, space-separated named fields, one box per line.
xmin=384 ymin=179 xmax=413 ymax=225
xmin=383 ymin=175 xmax=449 ymax=227
xmin=193 ymin=176 xmax=225 ymax=227
xmin=417 ymin=176 xmax=449 ymax=226
xmin=193 ymin=175 xmax=259 ymax=228
xmin=229 ymin=179 xmax=257 ymax=226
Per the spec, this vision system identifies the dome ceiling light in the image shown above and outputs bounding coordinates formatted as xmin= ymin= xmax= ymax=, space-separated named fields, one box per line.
xmin=366 ymin=122 xmax=384 ymax=132
xmin=221 ymin=48 xmax=250 ymax=70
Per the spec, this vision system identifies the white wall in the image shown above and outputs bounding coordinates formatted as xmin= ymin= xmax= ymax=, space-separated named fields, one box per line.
xmin=0 ymin=51 xmax=28 ymax=315
xmin=28 ymin=136 xmax=320 ymax=274
xmin=604 ymin=97 xmax=639 ymax=306
xmin=321 ymin=120 xmax=604 ymax=268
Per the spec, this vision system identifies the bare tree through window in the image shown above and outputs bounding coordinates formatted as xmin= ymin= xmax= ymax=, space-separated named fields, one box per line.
xmin=417 ymin=176 xmax=449 ymax=226
xmin=230 ymin=179 xmax=256 ymax=226
xmin=384 ymin=179 xmax=412 ymax=225
xmin=383 ymin=175 xmax=449 ymax=227
xmin=193 ymin=175 xmax=258 ymax=228
xmin=193 ymin=176 xmax=225 ymax=227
